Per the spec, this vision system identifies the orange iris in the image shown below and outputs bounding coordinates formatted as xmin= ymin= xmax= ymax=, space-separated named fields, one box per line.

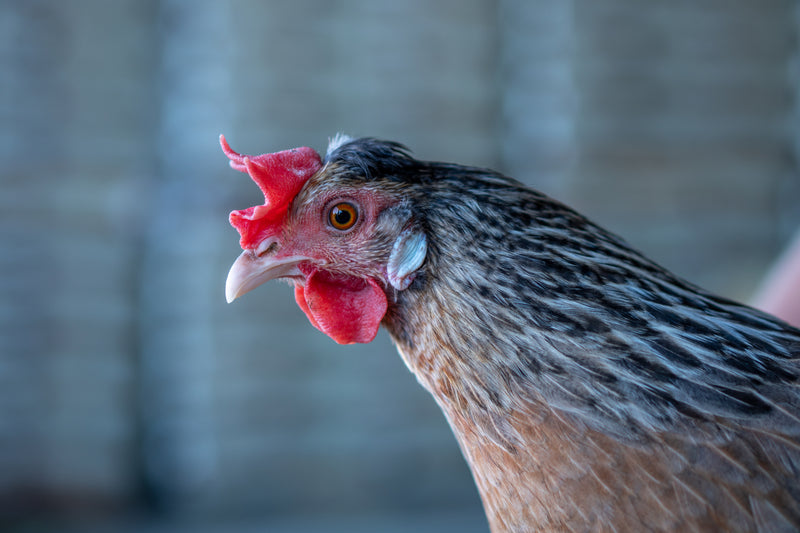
xmin=329 ymin=202 xmax=358 ymax=230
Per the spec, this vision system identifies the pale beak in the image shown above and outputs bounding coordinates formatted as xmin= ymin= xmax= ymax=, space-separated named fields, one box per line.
xmin=225 ymin=250 xmax=307 ymax=303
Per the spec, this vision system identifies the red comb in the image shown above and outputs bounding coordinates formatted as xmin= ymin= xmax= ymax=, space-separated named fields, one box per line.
xmin=221 ymin=135 xmax=322 ymax=249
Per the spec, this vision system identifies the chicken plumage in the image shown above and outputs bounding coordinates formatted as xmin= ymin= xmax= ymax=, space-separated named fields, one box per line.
xmin=222 ymin=135 xmax=800 ymax=532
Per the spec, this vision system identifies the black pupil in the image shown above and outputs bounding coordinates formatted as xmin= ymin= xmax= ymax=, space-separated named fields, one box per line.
xmin=333 ymin=206 xmax=352 ymax=226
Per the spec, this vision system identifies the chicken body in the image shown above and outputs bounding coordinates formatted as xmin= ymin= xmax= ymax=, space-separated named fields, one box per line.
xmin=224 ymin=137 xmax=800 ymax=532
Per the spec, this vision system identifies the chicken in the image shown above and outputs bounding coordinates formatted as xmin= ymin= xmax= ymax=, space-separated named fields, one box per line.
xmin=221 ymin=134 xmax=800 ymax=532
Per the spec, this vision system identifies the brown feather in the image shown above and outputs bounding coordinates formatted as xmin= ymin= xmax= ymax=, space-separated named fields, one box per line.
xmin=303 ymin=138 xmax=800 ymax=532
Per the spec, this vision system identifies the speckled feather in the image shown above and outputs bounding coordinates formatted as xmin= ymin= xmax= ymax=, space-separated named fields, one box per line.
xmin=312 ymin=139 xmax=800 ymax=532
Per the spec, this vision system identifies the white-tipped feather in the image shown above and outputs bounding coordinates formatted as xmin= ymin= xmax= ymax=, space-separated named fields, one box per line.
xmin=326 ymin=133 xmax=353 ymax=157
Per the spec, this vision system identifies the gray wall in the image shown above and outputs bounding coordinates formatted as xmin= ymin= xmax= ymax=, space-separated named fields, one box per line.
xmin=2 ymin=0 xmax=798 ymax=531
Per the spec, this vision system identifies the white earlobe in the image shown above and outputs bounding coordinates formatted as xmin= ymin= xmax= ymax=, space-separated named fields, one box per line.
xmin=387 ymin=228 xmax=427 ymax=290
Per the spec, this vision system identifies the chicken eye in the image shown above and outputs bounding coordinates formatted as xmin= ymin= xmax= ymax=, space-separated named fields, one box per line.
xmin=329 ymin=202 xmax=358 ymax=230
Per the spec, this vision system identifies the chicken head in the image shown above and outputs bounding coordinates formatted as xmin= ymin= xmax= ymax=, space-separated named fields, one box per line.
xmin=222 ymin=135 xmax=427 ymax=344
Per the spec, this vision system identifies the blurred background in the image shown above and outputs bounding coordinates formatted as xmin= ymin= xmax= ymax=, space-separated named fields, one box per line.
xmin=2 ymin=1 xmax=799 ymax=532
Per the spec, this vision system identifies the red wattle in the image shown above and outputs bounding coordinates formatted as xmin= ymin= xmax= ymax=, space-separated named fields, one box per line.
xmin=294 ymin=284 xmax=321 ymax=331
xmin=294 ymin=270 xmax=387 ymax=344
